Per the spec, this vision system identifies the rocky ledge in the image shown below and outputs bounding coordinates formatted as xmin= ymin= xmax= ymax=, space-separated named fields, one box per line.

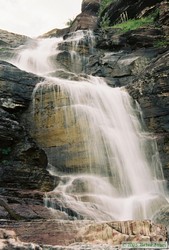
xmin=0 ymin=220 xmax=167 ymax=249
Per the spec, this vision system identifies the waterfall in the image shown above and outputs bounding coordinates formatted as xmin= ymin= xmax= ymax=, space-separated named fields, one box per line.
xmin=10 ymin=31 xmax=168 ymax=221
xmin=10 ymin=37 xmax=63 ymax=75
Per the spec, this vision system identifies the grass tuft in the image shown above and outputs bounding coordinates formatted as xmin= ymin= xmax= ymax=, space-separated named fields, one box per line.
xmin=112 ymin=17 xmax=154 ymax=32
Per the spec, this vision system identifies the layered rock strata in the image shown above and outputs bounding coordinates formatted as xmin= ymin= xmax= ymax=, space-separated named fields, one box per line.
xmin=126 ymin=50 xmax=169 ymax=186
xmin=0 ymin=220 xmax=167 ymax=248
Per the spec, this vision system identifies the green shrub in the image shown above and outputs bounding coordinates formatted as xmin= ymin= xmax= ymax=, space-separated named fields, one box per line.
xmin=100 ymin=0 xmax=112 ymax=13
xmin=112 ymin=17 xmax=154 ymax=32
xmin=66 ymin=18 xmax=74 ymax=27
xmin=100 ymin=14 xmax=110 ymax=28
xmin=99 ymin=0 xmax=117 ymax=15
xmin=154 ymin=39 xmax=169 ymax=48
xmin=1 ymin=147 xmax=11 ymax=155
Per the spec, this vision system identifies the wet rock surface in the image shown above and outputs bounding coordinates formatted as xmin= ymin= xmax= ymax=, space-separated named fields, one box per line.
xmin=153 ymin=205 xmax=169 ymax=240
xmin=86 ymin=47 xmax=161 ymax=86
xmin=126 ymin=49 xmax=169 ymax=184
xmin=0 ymin=60 xmax=56 ymax=240
xmin=0 ymin=61 xmax=55 ymax=191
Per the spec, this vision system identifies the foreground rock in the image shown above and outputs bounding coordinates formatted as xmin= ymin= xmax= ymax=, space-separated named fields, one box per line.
xmin=0 ymin=220 xmax=167 ymax=249
xmin=153 ymin=205 xmax=169 ymax=238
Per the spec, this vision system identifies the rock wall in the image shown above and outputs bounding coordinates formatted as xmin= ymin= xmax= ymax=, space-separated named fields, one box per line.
xmin=30 ymin=80 xmax=101 ymax=173
xmin=0 ymin=61 xmax=55 ymax=192
xmin=126 ymin=50 xmax=169 ymax=187
xmin=87 ymin=0 xmax=169 ymax=186
xmin=0 ymin=58 xmax=57 ymax=231
xmin=100 ymin=0 xmax=164 ymax=26
xmin=29 ymin=0 xmax=169 ymax=184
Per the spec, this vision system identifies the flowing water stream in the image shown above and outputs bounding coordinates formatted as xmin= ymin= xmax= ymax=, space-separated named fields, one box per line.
xmin=10 ymin=31 xmax=168 ymax=221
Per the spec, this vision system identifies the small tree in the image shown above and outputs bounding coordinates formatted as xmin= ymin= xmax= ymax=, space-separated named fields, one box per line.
xmin=66 ymin=18 xmax=74 ymax=27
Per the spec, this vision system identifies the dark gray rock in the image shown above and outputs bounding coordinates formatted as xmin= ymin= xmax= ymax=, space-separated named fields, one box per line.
xmin=126 ymin=50 xmax=169 ymax=183
xmin=86 ymin=48 xmax=161 ymax=86
xmin=95 ymin=27 xmax=164 ymax=50
xmin=100 ymin=0 xmax=163 ymax=26
xmin=0 ymin=61 xmax=55 ymax=192
xmin=81 ymin=0 xmax=100 ymax=14
xmin=0 ymin=61 xmax=42 ymax=108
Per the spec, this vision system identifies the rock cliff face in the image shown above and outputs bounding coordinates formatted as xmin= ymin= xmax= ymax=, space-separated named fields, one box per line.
xmin=0 ymin=59 xmax=56 ymax=233
xmin=100 ymin=0 xmax=164 ymax=26
xmin=126 ymin=50 xmax=169 ymax=186
xmin=88 ymin=0 xmax=169 ymax=187
xmin=0 ymin=61 xmax=55 ymax=191
xmin=32 ymin=84 xmax=90 ymax=172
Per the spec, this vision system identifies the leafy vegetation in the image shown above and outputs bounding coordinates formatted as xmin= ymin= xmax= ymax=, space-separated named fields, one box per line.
xmin=1 ymin=147 xmax=11 ymax=156
xmin=66 ymin=18 xmax=74 ymax=27
xmin=112 ymin=17 xmax=154 ymax=32
xmin=100 ymin=14 xmax=110 ymax=29
xmin=99 ymin=1 xmax=159 ymax=31
xmin=99 ymin=0 xmax=115 ymax=14
xmin=154 ymin=39 xmax=169 ymax=48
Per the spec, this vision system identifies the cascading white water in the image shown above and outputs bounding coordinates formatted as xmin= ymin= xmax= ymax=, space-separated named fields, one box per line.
xmin=10 ymin=37 xmax=63 ymax=75
xmin=10 ymin=31 xmax=168 ymax=221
